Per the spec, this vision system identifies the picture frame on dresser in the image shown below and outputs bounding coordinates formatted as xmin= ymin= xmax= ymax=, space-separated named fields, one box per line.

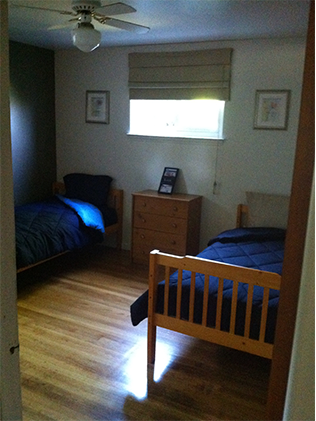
xmin=158 ymin=167 xmax=179 ymax=194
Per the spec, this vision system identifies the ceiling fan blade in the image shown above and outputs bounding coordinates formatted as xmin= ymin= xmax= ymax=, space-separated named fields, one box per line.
xmin=10 ymin=3 xmax=75 ymax=16
xmin=101 ymin=17 xmax=149 ymax=34
xmin=94 ymin=2 xmax=136 ymax=16
xmin=48 ymin=21 xmax=77 ymax=31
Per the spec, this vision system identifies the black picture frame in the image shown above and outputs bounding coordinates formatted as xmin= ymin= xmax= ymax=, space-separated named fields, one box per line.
xmin=158 ymin=167 xmax=179 ymax=194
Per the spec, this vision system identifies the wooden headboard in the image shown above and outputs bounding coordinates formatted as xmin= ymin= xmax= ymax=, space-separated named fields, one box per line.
xmin=52 ymin=181 xmax=123 ymax=249
xmin=236 ymin=192 xmax=290 ymax=229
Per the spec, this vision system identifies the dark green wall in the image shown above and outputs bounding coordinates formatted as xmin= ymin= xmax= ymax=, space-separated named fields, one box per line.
xmin=9 ymin=41 xmax=56 ymax=205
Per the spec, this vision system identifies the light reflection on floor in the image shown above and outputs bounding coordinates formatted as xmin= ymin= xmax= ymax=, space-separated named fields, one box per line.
xmin=124 ymin=338 xmax=173 ymax=400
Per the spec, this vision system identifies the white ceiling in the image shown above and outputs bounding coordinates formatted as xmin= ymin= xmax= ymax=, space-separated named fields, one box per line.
xmin=8 ymin=0 xmax=310 ymax=51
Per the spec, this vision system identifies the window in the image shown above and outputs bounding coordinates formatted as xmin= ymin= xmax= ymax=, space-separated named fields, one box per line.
xmin=128 ymin=48 xmax=232 ymax=139
xmin=129 ymin=99 xmax=225 ymax=140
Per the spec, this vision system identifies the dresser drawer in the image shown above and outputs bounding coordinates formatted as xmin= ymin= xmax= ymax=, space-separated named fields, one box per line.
xmin=133 ymin=212 xmax=187 ymax=234
xmin=133 ymin=195 xmax=188 ymax=218
xmin=132 ymin=248 xmax=153 ymax=264
xmin=132 ymin=228 xmax=186 ymax=263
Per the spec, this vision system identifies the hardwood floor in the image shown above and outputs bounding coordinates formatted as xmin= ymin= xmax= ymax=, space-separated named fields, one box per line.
xmin=17 ymin=246 xmax=271 ymax=421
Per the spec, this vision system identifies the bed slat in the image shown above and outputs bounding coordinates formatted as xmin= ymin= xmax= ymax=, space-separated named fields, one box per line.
xmin=216 ymin=278 xmax=224 ymax=330
xmin=244 ymin=284 xmax=254 ymax=338
xmin=164 ymin=266 xmax=171 ymax=316
xmin=259 ymin=288 xmax=270 ymax=342
xmin=148 ymin=251 xmax=159 ymax=364
xmin=189 ymin=272 xmax=196 ymax=323
xmin=176 ymin=269 xmax=183 ymax=319
xmin=202 ymin=275 xmax=210 ymax=326
xmin=230 ymin=280 xmax=239 ymax=334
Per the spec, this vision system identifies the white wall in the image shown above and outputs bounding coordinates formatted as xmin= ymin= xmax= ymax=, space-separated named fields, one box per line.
xmin=55 ymin=37 xmax=306 ymax=250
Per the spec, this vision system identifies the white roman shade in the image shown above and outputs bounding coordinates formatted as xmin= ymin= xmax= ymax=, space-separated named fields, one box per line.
xmin=128 ymin=48 xmax=233 ymax=100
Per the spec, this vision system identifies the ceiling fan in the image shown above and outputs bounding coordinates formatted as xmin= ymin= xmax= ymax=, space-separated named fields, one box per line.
xmin=12 ymin=0 xmax=150 ymax=52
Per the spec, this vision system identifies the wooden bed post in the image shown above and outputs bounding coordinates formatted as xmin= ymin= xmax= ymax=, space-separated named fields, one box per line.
xmin=236 ymin=204 xmax=248 ymax=228
xmin=147 ymin=250 xmax=159 ymax=365
xmin=108 ymin=189 xmax=123 ymax=250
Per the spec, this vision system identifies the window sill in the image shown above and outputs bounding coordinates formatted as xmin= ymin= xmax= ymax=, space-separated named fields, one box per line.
xmin=127 ymin=133 xmax=225 ymax=141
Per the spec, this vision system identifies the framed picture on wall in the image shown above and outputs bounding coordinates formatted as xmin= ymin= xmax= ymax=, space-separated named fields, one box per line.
xmin=86 ymin=90 xmax=110 ymax=124
xmin=158 ymin=167 xmax=179 ymax=194
xmin=253 ymin=90 xmax=290 ymax=130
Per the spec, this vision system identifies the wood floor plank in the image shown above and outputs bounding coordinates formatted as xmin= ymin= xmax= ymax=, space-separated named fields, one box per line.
xmin=17 ymin=245 xmax=270 ymax=420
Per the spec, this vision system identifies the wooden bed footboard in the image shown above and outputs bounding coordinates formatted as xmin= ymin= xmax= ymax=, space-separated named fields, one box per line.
xmin=147 ymin=249 xmax=281 ymax=365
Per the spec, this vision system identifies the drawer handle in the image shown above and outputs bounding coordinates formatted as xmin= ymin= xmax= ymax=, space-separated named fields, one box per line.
xmin=140 ymin=234 xmax=145 ymax=239
xmin=142 ymin=202 xmax=147 ymax=207
xmin=171 ymin=240 xmax=176 ymax=245
xmin=172 ymin=223 xmax=177 ymax=228
xmin=142 ymin=218 xmax=146 ymax=223
xmin=173 ymin=206 xmax=178 ymax=211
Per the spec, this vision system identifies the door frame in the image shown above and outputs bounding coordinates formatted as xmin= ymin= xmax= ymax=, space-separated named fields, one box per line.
xmin=0 ymin=1 xmax=23 ymax=419
xmin=266 ymin=1 xmax=315 ymax=418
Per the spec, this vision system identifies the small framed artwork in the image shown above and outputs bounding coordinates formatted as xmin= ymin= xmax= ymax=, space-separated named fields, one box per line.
xmin=253 ymin=90 xmax=290 ymax=130
xmin=158 ymin=167 xmax=179 ymax=194
xmin=86 ymin=90 xmax=110 ymax=124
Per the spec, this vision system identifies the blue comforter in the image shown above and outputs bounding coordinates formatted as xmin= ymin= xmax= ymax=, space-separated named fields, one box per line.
xmin=130 ymin=227 xmax=285 ymax=344
xmin=15 ymin=195 xmax=114 ymax=269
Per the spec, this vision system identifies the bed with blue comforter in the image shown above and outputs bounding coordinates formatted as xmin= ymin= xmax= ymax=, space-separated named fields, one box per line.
xmin=131 ymin=226 xmax=284 ymax=361
xmin=15 ymin=195 xmax=117 ymax=271
xmin=15 ymin=173 xmax=123 ymax=272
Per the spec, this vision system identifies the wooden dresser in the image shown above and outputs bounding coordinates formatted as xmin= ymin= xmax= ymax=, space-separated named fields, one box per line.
xmin=131 ymin=190 xmax=202 ymax=264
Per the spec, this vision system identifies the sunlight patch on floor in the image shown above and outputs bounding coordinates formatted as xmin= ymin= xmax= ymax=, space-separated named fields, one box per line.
xmin=124 ymin=338 xmax=173 ymax=400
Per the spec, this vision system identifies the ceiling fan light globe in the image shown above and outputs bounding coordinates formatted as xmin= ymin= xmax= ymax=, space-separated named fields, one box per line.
xmin=71 ymin=24 xmax=101 ymax=52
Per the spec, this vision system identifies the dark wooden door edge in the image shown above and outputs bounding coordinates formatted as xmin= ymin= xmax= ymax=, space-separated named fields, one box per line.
xmin=266 ymin=2 xmax=315 ymax=419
